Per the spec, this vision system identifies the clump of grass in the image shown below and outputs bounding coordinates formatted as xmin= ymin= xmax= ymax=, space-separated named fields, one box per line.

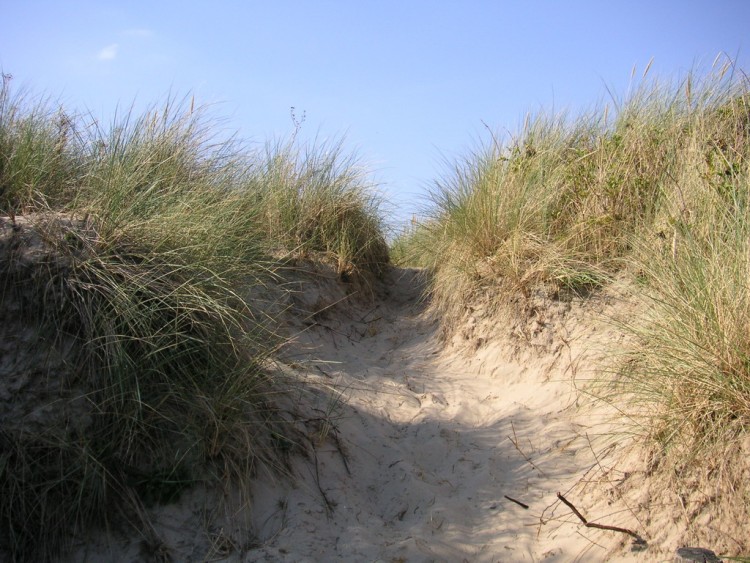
xmin=0 ymin=80 xmax=388 ymax=561
xmin=404 ymin=114 xmax=612 ymax=324
xmin=406 ymin=60 xmax=747 ymax=327
xmin=249 ymin=137 xmax=389 ymax=292
xmin=597 ymin=95 xmax=750 ymax=547
xmin=0 ymin=73 xmax=84 ymax=212
xmin=608 ymin=79 xmax=750 ymax=463
xmin=0 ymin=88 xmax=281 ymax=561
xmin=1 ymin=216 xmax=286 ymax=561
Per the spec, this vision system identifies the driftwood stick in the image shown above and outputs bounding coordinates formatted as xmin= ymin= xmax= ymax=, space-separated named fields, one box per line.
xmin=585 ymin=521 xmax=643 ymax=537
xmin=556 ymin=492 xmax=642 ymax=540
xmin=504 ymin=495 xmax=529 ymax=509
xmin=557 ymin=491 xmax=589 ymax=523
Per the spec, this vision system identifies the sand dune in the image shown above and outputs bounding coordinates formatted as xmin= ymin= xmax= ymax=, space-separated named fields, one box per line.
xmin=66 ymin=265 xmax=735 ymax=562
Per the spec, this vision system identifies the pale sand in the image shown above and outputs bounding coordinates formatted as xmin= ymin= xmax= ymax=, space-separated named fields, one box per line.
xmin=237 ymin=267 xmax=653 ymax=562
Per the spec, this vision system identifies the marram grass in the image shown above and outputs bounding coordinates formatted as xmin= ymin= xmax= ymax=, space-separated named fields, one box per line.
xmin=400 ymin=61 xmax=748 ymax=321
xmin=248 ymin=137 xmax=389 ymax=292
xmin=0 ymin=79 xmax=387 ymax=561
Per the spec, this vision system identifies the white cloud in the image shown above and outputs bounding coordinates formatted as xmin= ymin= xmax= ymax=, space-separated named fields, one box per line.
xmin=97 ymin=44 xmax=119 ymax=61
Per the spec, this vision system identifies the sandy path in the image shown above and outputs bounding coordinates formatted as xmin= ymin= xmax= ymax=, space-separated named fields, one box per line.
xmin=68 ymin=266 xmax=661 ymax=562
xmin=245 ymin=269 xmax=646 ymax=562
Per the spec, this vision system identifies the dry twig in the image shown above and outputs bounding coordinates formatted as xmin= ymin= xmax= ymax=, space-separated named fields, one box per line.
xmin=556 ymin=492 xmax=644 ymax=541
xmin=504 ymin=495 xmax=529 ymax=509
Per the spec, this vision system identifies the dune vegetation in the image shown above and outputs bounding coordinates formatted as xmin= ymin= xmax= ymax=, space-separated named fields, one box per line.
xmin=0 ymin=74 xmax=387 ymax=561
xmin=396 ymin=58 xmax=750 ymax=518
xmin=3 ymin=55 xmax=750 ymax=559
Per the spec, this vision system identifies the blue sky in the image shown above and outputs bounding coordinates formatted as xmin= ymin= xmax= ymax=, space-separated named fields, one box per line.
xmin=3 ymin=1 xmax=749 ymax=228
